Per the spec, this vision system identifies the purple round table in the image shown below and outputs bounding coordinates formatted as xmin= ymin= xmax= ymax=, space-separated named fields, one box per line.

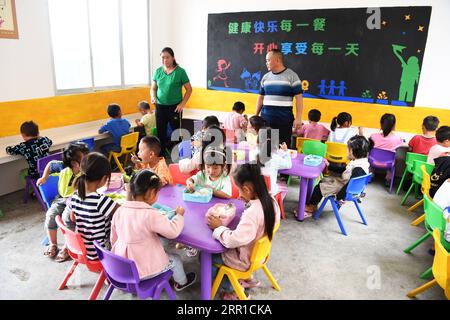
xmin=157 ymin=185 xmax=245 ymax=300
xmin=279 ymin=154 xmax=326 ymax=221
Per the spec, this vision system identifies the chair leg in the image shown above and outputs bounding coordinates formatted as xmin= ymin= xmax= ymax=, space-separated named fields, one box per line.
xmin=400 ymin=183 xmax=415 ymax=206
xmin=211 ymin=268 xmax=226 ymax=300
xmin=227 ymin=272 xmax=247 ymax=300
xmin=389 ymin=167 xmax=395 ymax=193
xmin=353 ymin=200 xmax=368 ymax=226
xmin=330 ymin=199 xmax=347 ymax=236
xmin=88 ymin=270 xmax=106 ymax=300
xmin=113 ymin=154 xmax=125 ymax=174
xmin=313 ymin=197 xmax=329 ymax=220
xmin=407 ymin=199 xmax=423 ymax=212
xmin=275 ymin=193 xmax=285 ymax=219
xmin=407 ymin=279 xmax=437 ymax=298
xmin=396 ymin=170 xmax=408 ymax=195
xmin=103 ymin=285 xmax=114 ymax=300
xmin=262 ymin=265 xmax=281 ymax=291
xmin=108 ymin=152 xmax=112 ymax=162
xmin=404 ymin=232 xmax=432 ymax=253
xmin=411 ymin=214 xmax=425 ymax=227
xmin=287 ymin=176 xmax=292 ymax=186
xmin=58 ymin=261 xmax=79 ymax=290
xmin=419 ymin=267 xmax=432 ymax=280
xmin=31 ymin=181 xmax=47 ymax=211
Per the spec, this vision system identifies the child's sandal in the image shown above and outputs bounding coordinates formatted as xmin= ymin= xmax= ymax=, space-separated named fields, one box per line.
xmin=44 ymin=244 xmax=58 ymax=258
xmin=55 ymin=247 xmax=71 ymax=263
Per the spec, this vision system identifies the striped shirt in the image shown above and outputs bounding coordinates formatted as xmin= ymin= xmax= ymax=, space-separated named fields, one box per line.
xmin=69 ymin=192 xmax=117 ymax=260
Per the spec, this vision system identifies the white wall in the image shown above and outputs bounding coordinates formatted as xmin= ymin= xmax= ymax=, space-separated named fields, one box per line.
xmin=170 ymin=0 xmax=450 ymax=109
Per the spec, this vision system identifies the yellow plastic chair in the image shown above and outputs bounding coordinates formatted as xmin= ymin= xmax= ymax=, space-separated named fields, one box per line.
xmin=325 ymin=142 xmax=349 ymax=164
xmin=407 ymin=229 xmax=450 ymax=299
xmin=410 ymin=165 xmax=431 ymax=226
xmin=296 ymin=137 xmax=315 ymax=153
xmin=211 ymin=224 xmax=281 ymax=300
xmin=108 ymin=132 xmax=139 ymax=173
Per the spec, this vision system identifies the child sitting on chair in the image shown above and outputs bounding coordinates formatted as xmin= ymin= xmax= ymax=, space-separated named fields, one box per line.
xmin=6 ymin=121 xmax=53 ymax=180
xmin=246 ymin=116 xmax=266 ymax=147
xmin=38 ymin=142 xmax=90 ymax=261
xmin=305 ymin=135 xmax=370 ymax=217
xmin=131 ymin=136 xmax=173 ymax=186
xmin=223 ymin=101 xmax=248 ymax=142
xmin=135 ymin=101 xmax=156 ymax=137
xmin=99 ymin=103 xmax=131 ymax=156
xmin=297 ymin=109 xmax=330 ymax=142
xmin=191 ymin=115 xmax=221 ymax=155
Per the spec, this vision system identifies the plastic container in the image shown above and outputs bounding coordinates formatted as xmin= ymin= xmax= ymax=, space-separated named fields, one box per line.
xmin=152 ymin=203 xmax=176 ymax=220
xmin=108 ymin=173 xmax=124 ymax=190
xmin=182 ymin=187 xmax=213 ymax=203
xmin=204 ymin=203 xmax=236 ymax=226
xmin=303 ymin=154 xmax=323 ymax=166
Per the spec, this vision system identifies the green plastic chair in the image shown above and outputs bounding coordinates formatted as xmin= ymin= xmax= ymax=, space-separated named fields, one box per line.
xmin=301 ymin=140 xmax=327 ymax=157
xmin=404 ymin=195 xmax=448 ymax=254
xmin=151 ymin=127 xmax=157 ymax=136
xmin=396 ymin=152 xmax=427 ymax=195
xmin=400 ymin=160 xmax=434 ymax=206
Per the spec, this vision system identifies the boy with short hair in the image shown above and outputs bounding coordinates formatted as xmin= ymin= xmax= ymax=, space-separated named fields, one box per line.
xmin=297 ymin=109 xmax=330 ymax=142
xmin=135 ymin=101 xmax=156 ymax=137
xmin=99 ymin=103 xmax=131 ymax=155
xmin=427 ymin=126 xmax=450 ymax=164
xmin=408 ymin=116 xmax=439 ymax=155
xmin=6 ymin=121 xmax=53 ymax=179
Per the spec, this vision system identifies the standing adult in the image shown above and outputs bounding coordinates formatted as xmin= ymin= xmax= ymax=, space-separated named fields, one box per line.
xmin=255 ymin=49 xmax=303 ymax=147
xmin=151 ymin=47 xmax=192 ymax=156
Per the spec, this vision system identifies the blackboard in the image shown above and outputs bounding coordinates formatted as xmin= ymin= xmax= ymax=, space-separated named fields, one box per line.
xmin=207 ymin=7 xmax=431 ymax=107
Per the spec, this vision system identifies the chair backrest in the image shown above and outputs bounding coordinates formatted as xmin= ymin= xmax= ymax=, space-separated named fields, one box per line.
xmin=302 ymin=140 xmax=327 ymax=157
xmin=248 ymin=235 xmax=273 ymax=273
xmin=55 ymin=215 xmax=87 ymax=261
xmin=37 ymin=152 xmax=63 ymax=176
xmin=368 ymin=148 xmax=396 ymax=167
xmin=93 ymin=240 xmax=140 ymax=285
xmin=345 ymin=174 xmax=372 ymax=200
xmin=178 ymin=140 xmax=192 ymax=160
xmin=169 ymin=164 xmax=198 ymax=185
xmin=73 ymin=137 xmax=94 ymax=151
xmin=405 ymin=152 xmax=427 ymax=171
xmin=120 ymin=132 xmax=139 ymax=153
xmin=431 ymin=229 xmax=450 ymax=293
xmin=424 ymin=195 xmax=446 ymax=232
xmin=420 ymin=165 xmax=431 ymax=197
xmin=38 ymin=175 xmax=59 ymax=210
xmin=325 ymin=142 xmax=348 ymax=163
xmin=296 ymin=137 xmax=314 ymax=153
xmin=412 ymin=160 xmax=434 ymax=185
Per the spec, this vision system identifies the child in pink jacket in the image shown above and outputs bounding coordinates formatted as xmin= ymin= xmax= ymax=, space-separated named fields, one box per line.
xmin=110 ymin=169 xmax=196 ymax=291
xmin=207 ymin=163 xmax=280 ymax=300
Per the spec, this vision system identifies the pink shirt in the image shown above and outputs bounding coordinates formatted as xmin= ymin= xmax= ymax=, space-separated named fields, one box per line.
xmin=110 ymin=201 xmax=184 ymax=279
xmin=223 ymin=111 xmax=247 ymax=130
xmin=370 ymin=132 xmax=404 ymax=152
xmin=298 ymin=123 xmax=330 ymax=141
xmin=212 ymin=198 xmax=280 ymax=272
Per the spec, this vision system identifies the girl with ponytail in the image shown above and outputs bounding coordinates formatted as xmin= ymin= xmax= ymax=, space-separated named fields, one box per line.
xmin=207 ymin=163 xmax=281 ymax=300
xmin=369 ymin=113 xmax=403 ymax=152
xmin=329 ymin=112 xmax=364 ymax=144
xmin=69 ymin=152 xmax=119 ymax=261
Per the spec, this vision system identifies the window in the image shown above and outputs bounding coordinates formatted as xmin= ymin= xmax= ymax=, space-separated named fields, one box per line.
xmin=48 ymin=0 xmax=150 ymax=93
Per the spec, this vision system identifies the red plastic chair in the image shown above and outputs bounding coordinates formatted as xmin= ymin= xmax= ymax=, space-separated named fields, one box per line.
xmin=168 ymin=163 xmax=199 ymax=185
xmin=55 ymin=216 xmax=106 ymax=300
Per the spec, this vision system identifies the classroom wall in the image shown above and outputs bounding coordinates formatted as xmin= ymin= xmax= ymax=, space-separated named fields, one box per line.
xmin=170 ymin=0 xmax=450 ymax=111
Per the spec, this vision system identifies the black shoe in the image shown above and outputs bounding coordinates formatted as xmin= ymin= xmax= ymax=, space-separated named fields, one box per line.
xmin=174 ymin=272 xmax=196 ymax=291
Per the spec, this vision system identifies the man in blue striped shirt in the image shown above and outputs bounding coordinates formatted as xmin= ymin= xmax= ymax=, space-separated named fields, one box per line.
xmin=255 ymin=49 xmax=304 ymax=147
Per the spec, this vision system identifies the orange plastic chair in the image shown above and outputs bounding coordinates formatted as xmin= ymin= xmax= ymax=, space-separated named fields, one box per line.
xmin=168 ymin=164 xmax=199 ymax=185
xmin=325 ymin=141 xmax=349 ymax=164
xmin=55 ymin=216 xmax=106 ymax=300
xmin=407 ymin=229 xmax=450 ymax=299
xmin=410 ymin=165 xmax=432 ymax=226
xmin=108 ymin=132 xmax=139 ymax=173
xmin=211 ymin=229 xmax=281 ymax=300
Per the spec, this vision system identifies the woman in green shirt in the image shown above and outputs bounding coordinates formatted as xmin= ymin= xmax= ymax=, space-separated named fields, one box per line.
xmin=151 ymin=47 xmax=192 ymax=156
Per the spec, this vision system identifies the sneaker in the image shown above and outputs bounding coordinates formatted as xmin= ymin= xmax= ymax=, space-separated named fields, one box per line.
xmin=185 ymin=247 xmax=199 ymax=257
xmin=174 ymin=272 xmax=196 ymax=292
xmin=239 ymin=278 xmax=261 ymax=289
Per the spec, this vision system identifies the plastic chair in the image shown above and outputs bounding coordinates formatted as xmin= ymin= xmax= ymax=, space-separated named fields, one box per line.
xmin=55 ymin=216 xmax=106 ymax=300
xmin=314 ymin=174 xmax=372 ymax=236
xmin=368 ymin=148 xmax=396 ymax=193
xmin=38 ymin=175 xmax=59 ymax=211
xmin=93 ymin=241 xmax=176 ymax=300
xmin=407 ymin=229 xmax=450 ymax=299
xmin=178 ymin=140 xmax=192 ymax=160
xmin=400 ymin=160 xmax=434 ymax=206
xmin=296 ymin=137 xmax=315 ymax=153
xmin=168 ymin=164 xmax=199 ymax=186
xmin=410 ymin=165 xmax=432 ymax=226
xmin=325 ymin=141 xmax=349 ymax=164
xmin=403 ymin=195 xmax=448 ymax=254
xmin=211 ymin=233 xmax=280 ymax=300
xmin=108 ymin=132 xmax=139 ymax=174
xmin=301 ymin=140 xmax=327 ymax=157
xmin=397 ymin=152 xmax=428 ymax=195
xmin=37 ymin=152 xmax=63 ymax=177
xmin=73 ymin=137 xmax=94 ymax=151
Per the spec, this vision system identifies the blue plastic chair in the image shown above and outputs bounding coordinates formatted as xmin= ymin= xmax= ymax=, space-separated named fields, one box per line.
xmin=178 ymin=140 xmax=193 ymax=160
xmin=314 ymin=174 xmax=372 ymax=236
xmin=38 ymin=175 xmax=60 ymax=245
xmin=73 ymin=137 xmax=94 ymax=151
